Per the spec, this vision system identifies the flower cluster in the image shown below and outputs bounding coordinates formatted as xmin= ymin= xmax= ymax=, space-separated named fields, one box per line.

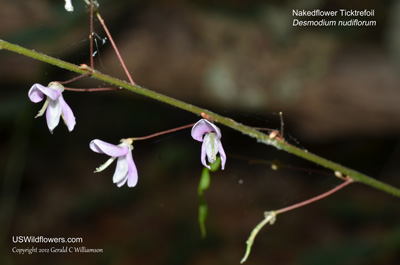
xmin=89 ymin=119 xmax=226 ymax=188
xmin=29 ymin=82 xmax=226 ymax=188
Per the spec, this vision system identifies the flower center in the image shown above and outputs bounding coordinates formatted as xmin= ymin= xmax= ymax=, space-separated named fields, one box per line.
xmin=204 ymin=132 xmax=219 ymax=164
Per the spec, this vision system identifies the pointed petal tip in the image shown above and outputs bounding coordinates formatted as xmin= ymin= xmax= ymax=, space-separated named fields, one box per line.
xmin=59 ymin=95 xmax=76 ymax=131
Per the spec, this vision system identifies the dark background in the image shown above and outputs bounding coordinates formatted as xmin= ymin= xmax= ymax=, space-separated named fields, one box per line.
xmin=1 ymin=0 xmax=400 ymax=264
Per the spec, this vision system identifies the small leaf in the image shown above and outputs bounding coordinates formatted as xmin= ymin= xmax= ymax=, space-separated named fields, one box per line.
xmin=198 ymin=167 xmax=211 ymax=196
xmin=209 ymin=156 xmax=221 ymax=172
xmin=198 ymin=167 xmax=211 ymax=238
xmin=198 ymin=196 xmax=208 ymax=238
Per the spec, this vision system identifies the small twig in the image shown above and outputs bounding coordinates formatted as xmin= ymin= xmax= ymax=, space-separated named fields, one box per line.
xmin=275 ymin=178 xmax=353 ymax=215
xmin=240 ymin=178 xmax=353 ymax=263
xmin=63 ymin=86 xmax=122 ymax=92
xmin=95 ymin=11 xmax=135 ymax=85
xmin=57 ymin=72 xmax=91 ymax=85
xmin=241 ymin=211 xmax=276 ymax=264
xmin=89 ymin=0 xmax=94 ymax=70
xmin=279 ymin=111 xmax=284 ymax=138
xmin=130 ymin=123 xmax=195 ymax=141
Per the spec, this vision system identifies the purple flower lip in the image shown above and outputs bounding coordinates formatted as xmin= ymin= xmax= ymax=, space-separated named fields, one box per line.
xmin=191 ymin=119 xmax=226 ymax=170
xmin=28 ymin=82 xmax=76 ymax=133
xmin=90 ymin=139 xmax=138 ymax=187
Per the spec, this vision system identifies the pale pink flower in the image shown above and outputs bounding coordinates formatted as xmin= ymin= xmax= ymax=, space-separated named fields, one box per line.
xmin=28 ymin=82 xmax=76 ymax=133
xmin=191 ymin=119 xmax=226 ymax=170
xmin=90 ymin=139 xmax=138 ymax=187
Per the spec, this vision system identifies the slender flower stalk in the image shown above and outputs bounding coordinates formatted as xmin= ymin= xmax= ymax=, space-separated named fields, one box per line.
xmin=95 ymin=11 xmax=135 ymax=85
xmin=129 ymin=123 xmax=195 ymax=141
xmin=63 ymin=86 xmax=122 ymax=92
xmin=240 ymin=178 xmax=354 ymax=263
xmin=275 ymin=178 xmax=353 ymax=215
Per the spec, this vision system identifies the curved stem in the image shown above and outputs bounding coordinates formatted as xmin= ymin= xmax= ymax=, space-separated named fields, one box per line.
xmin=1 ymin=39 xmax=400 ymax=197
xmin=275 ymin=178 xmax=354 ymax=215
xmin=241 ymin=178 xmax=353 ymax=263
xmin=240 ymin=211 xmax=276 ymax=264
xmin=130 ymin=123 xmax=195 ymax=141
xmin=95 ymin=11 xmax=135 ymax=85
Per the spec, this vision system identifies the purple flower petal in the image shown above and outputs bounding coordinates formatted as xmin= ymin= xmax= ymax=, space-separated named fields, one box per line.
xmin=30 ymin=83 xmax=61 ymax=101
xmin=191 ymin=119 xmax=221 ymax=142
xmin=200 ymin=140 xmax=210 ymax=169
xmin=47 ymin=82 xmax=64 ymax=100
xmin=113 ymin=156 xmax=129 ymax=186
xmin=46 ymin=99 xmax=62 ymax=133
xmin=90 ymin=139 xmax=129 ymax=157
xmin=126 ymin=151 xmax=138 ymax=187
xmin=28 ymin=84 xmax=45 ymax=103
xmin=218 ymin=140 xmax=226 ymax=170
xmin=59 ymin=95 xmax=76 ymax=132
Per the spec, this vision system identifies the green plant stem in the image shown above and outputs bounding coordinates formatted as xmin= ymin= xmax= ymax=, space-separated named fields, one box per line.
xmin=241 ymin=178 xmax=352 ymax=263
xmin=240 ymin=211 xmax=276 ymax=264
xmin=1 ymin=39 xmax=400 ymax=197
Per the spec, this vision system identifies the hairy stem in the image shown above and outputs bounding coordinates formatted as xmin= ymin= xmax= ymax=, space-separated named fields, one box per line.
xmin=1 ymin=39 xmax=399 ymax=197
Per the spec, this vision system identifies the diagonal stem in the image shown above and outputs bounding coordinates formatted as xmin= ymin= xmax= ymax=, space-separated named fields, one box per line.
xmin=1 ymin=38 xmax=400 ymax=197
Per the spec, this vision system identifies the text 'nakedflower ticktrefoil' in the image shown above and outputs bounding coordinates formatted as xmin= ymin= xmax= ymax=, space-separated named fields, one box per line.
xmin=90 ymin=138 xmax=138 ymax=187
xmin=28 ymin=82 xmax=76 ymax=133
xmin=191 ymin=119 xmax=226 ymax=170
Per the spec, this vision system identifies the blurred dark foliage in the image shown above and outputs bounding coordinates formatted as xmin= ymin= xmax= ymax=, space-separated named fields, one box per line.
xmin=1 ymin=0 xmax=399 ymax=264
